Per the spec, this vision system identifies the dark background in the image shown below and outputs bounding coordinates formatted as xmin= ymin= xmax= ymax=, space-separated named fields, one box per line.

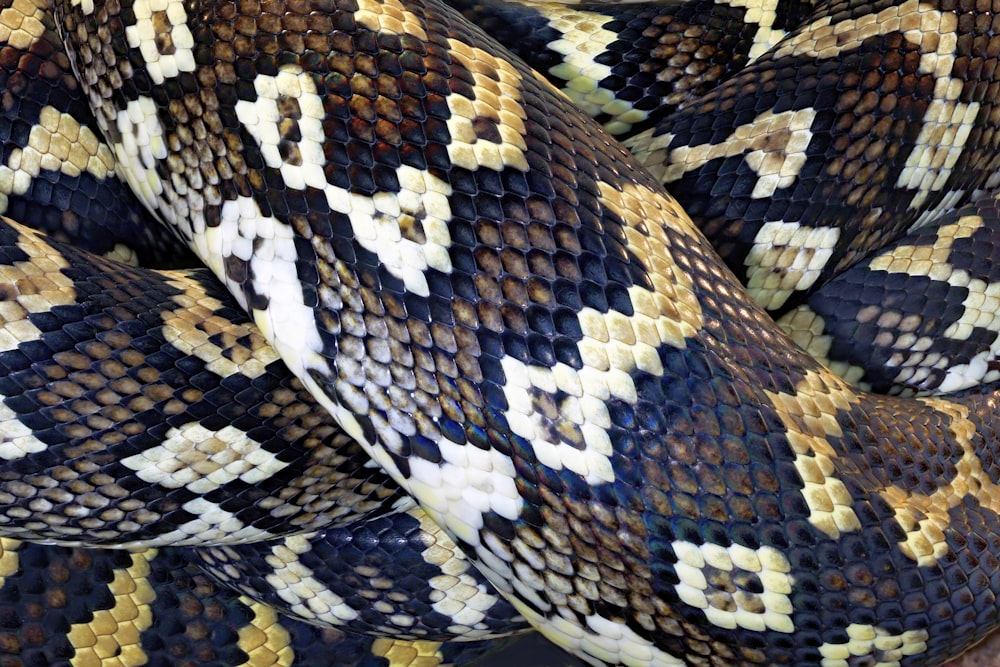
xmin=478 ymin=633 xmax=587 ymax=666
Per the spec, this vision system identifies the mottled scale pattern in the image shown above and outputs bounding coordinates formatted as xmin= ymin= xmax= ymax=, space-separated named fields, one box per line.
xmin=193 ymin=507 xmax=526 ymax=640
xmin=0 ymin=0 xmax=192 ymax=266
xmin=778 ymin=191 xmax=1000 ymax=396
xmin=0 ymin=536 xmax=506 ymax=666
xmin=0 ymin=217 xmax=403 ymax=546
xmin=442 ymin=0 xmax=806 ymax=137
xmin=46 ymin=0 xmax=1000 ymax=665
xmin=621 ymin=0 xmax=1000 ymax=311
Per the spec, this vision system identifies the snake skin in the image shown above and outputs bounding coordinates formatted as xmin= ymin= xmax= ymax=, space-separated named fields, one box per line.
xmin=0 ymin=0 xmax=191 ymax=266
xmin=779 ymin=190 xmax=1000 ymax=396
xmin=0 ymin=0 xmax=1000 ymax=665
xmin=446 ymin=0 xmax=1000 ymax=311
xmin=0 ymin=535 xmax=509 ymax=666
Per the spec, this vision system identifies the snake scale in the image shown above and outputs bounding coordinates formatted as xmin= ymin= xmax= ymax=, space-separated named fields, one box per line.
xmin=0 ymin=0 xmax=1000 ymax=664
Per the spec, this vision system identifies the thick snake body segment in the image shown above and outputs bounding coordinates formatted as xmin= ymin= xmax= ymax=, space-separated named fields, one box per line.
xmin=0 ymin=210 xmax=529 ymax=662
xmin=446 ymin=0 xmax=1000 ymax=312
xmin=28 ymin=0 xmax=1000 ymax=665
xmin=0 ymin=534 xmax=507 ymax=666
xmin=0 ymin=0 xmax=999 ymax=665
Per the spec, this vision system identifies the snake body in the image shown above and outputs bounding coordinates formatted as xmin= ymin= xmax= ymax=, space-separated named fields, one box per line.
xmin=1 ymin=0 xmax=1000 ymax=665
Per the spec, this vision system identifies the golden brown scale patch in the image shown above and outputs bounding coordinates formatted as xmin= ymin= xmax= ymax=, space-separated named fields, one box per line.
xmin=868 ymin=214 xmax=978 ymax=276
xmin=237 ymin=597 xmax=295 ymax=667
xmin=354 ymin=0 xmax=429 ymax=40
xmin=443 ymin=37 xmax=529 ymax=173
xmin=882 ymin=397 xmax=1000 ymax=565
xmin=370 ymin=638 xmax=446 ymax=667
xmin=762 ymin=369 xmax=863 ymax=539
xmin=595 ymin=181 xmax=704 ymax=349
xmin=0 ymin=536 xmax=18 ymax=585
xmin=18 ymin=107 xmax=115 ymax=180
xmin=67 ymin=549 xmax=156 ymax=667
xmin=770 ymin=0 xmax=950 ymax=61
xmin=775 ymin=305 xmax=870 ymax=386
xmin=0 ymin=219 xmax=76 ymax=352
xmin=0 ymin=0 xmax=117 ymax=213
xmin=0 ymin=0 xmax=46 ymax=50
xmin=161 ymin=272 xmax=281 ymax=378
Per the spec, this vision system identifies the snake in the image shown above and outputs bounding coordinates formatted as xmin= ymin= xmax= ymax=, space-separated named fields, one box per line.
xmin=0 ymin=0 xmax=1000 ymax=664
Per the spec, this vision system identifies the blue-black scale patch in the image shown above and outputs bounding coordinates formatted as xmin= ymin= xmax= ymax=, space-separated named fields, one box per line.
xmin=190 ymin=509 xmax=526 ymax=639
xmin=6 ymin=168 xmax=195 ymax=267
xmin=0 ymin=541 xmax=136 ymax=665
xmin=0 ymin=27 xmax=192 ymax=265
xmin=0 ymin=539 xmax=505 ymax=666
xmin=636 ymin=375 xmax=938 ymax=663
xmin=145 ymin=545 xmax=482 ymax=667
xmin=0 ymin=225 xmax=399 ymax=543
xmin=805 ymin=199 xmax=1000 ymax=394
xmin=443 ymin=0 xmax=767 ymax=139
xmin=640 ymin=0 xmax=989 ymax=309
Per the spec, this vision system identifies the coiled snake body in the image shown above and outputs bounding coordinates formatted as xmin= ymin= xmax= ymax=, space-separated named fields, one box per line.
xmin=2 ymin=0 xmax=1000 ymax=665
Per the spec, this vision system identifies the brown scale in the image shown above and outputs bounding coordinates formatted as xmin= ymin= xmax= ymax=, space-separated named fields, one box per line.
xmin=44 ymin=0 xmax=1000 ymax=665
xmin=0 ymin=0 xmax=194 ymax=264
xmin=0 ymin=219 xmax=403 ymax=545
xmin=442 ymin=0 xmax=795 ymax=138
xmin=621 ymin=0 xmax=1000 ymax=312
xmin=0 ymin=538 xmax=493 ymax=666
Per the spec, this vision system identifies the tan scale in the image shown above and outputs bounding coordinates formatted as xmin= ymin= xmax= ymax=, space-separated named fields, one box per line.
xmin=0 ymin=220 xmax=76 ymax=352
xmin=523 ymin=2 xmax=649 ymax=135
xmin=594 ymin=181 xmax=704 ymax=351
xmin=25 ymin=107 xmax=115 ymax=179
xmin=775 ymin=305 xmax=871 ymax=387
xmin=443 ymin=37 xmax=530 ymax=173
xmin=0 ymin=104 xmax=116 ymax=213
xmin=354 ymin=0 xmax=429 ymax=40
xmin=370 ymin=638 xmax=447 ymax=667
xmin=817 ymin=624 xmax=929 ymax=667
xmin=0 ymin=0 xmax=46 ymax=51
xmin=769 ymin=0 xmax=948 ymax=62
xmin=881 ymin=397 xmax=1000 ymax=565
xmin=67 ymin=549 xmax=156 ymax=667
xmin=625 ymin=108 xmax=816 ymax=192
xmin=0 ymin=537 xmax=19 ymax=585
xmin=161 ymin=272 xmax=281 ymax=379
xmin=237 ymin=598 xmax=295 ymax=667
xmin=892 ymin=6 xmax=975 ymax=219
xmin=118 ymin=420 xmax=291 ymax=495
xmin=762 ymin=369 xmax=864 ymax=539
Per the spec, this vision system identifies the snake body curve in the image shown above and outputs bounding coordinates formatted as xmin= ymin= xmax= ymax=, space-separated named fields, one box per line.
xmin=1 ymin=0 xmax=1000 ymax=665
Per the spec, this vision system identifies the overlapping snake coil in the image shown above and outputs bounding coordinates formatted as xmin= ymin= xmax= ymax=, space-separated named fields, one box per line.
xmin=1 ymin=0 xmax=1000 ymax=665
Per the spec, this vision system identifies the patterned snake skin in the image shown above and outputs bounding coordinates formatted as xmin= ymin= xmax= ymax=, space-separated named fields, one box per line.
xmin=3 ymin=0 xmax=1000 ymax=665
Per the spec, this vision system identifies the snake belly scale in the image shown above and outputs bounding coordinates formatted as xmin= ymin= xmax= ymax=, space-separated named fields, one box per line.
xmin=0 ymin=0 xmax=997 ymax=665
